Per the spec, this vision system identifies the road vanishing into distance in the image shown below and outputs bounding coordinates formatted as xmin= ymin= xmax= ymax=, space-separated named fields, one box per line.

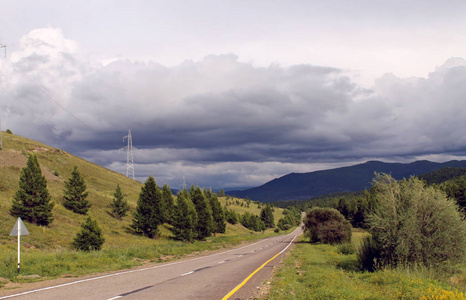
xmin=0 ymin=226 xmax=302 ymax=300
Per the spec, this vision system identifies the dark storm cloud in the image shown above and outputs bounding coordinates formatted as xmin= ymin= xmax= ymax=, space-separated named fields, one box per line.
xmin=3 ymin=29 xmax=466 ymax=188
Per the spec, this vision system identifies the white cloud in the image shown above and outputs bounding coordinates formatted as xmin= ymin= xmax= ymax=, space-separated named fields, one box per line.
xmin=2 ymin=28 xmax=466 ymax=188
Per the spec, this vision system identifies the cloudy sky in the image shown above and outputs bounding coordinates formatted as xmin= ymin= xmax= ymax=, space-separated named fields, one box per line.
xmin=1 ymin=1 xmax=466 ymax=189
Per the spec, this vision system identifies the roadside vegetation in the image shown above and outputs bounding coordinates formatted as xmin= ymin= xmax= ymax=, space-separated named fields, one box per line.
xmin=0 ymin=132 xmax=291 ymax=288
xmin=268 ymin=172 xmax=466 ymax=299
xmin=268 ymin=231 xmax=465 ymax=299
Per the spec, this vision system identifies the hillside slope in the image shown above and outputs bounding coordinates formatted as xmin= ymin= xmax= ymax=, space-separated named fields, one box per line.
xmin=231 ymin=160 xmax=466 ymax=202
xmin=0 ymin=132 xmax=147 ymax=251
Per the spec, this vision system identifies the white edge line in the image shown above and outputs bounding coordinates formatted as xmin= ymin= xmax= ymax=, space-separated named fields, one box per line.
xmin=0 ymin=234 xmax=289 ymax=299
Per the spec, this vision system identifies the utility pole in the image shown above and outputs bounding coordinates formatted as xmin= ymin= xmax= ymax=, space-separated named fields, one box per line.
xmin=0 ymin=44 xmax=6 ymax=57
xmin=121 ymin=130 xmax=135 ymax=180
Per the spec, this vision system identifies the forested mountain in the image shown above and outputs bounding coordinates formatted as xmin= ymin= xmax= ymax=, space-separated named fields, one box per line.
xmin=231 ymin=160 xmax=466 ymax=202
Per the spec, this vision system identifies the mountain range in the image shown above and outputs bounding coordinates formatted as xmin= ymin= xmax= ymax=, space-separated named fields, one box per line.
xmin=230 ymin=160 xmax=466 ymax=202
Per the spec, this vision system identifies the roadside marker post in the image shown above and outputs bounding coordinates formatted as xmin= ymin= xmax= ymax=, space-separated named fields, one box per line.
xmin=9 ymin=217 xmax=29 ymax=274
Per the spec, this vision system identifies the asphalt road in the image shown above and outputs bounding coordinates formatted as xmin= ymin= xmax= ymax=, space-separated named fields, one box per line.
xmin=0 ymin=226 xmax=302 ymax=300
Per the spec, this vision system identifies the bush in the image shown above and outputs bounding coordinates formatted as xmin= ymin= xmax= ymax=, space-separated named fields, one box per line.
xmin=357 ymin=235 xmax=381 ymax=272
xmin=73 ymin=216 xmax=105 ymax=251
xmin=6 ymin=129 xmax=12 ymax=134
xmin=336 ymin=243 xmax=356 ymax=255
xmin=302 ymin=208 xmax=352 ymax=245
xmin=364 ymin=173 xmax=466 ymax=270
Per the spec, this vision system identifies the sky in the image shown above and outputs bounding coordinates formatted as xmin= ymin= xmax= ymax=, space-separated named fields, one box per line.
xmin=1 ymin=0 xmax=466 ymax=189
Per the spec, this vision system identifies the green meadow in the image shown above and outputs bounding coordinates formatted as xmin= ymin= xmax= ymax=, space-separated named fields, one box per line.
xmin=267 ymin=229 xmax=466 ymax=299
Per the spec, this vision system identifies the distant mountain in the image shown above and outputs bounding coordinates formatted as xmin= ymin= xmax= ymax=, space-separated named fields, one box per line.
xmin=230 ymin=160 xmax=466 ymax=202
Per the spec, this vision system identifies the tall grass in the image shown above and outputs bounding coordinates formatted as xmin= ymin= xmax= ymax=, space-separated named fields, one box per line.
xmin=267 ymin=231 xmax=465 ymax=299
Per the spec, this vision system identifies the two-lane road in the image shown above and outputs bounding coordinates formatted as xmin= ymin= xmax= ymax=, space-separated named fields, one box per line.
xmin=0 ymin=226 xmax=302 ymax=300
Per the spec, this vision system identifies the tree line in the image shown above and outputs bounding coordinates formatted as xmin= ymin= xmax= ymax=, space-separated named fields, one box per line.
xmin=9 ymin=154 xmax=301 ymax=251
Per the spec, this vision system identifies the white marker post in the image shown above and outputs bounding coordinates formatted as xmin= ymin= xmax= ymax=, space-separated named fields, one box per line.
xmin=9 ymin=217 xmax=29 ymax=274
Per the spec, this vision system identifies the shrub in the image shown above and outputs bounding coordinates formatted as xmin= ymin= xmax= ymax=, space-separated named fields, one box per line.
xmin=6 ymin=129 xmax=12 ymax=134
xmin=336 ymin=243 xmax=356 ymax=255
xmin=303 ymin=207 xmax=352 ymax=245
xmin=364 ymin=173 xmax=466 ymax=270
xmin=73 ymin=216 xmax=105 ymax=251
xmin=357 ymin=235 xmax=381 ymax=272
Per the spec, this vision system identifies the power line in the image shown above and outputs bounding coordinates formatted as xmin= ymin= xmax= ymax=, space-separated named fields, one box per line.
xmin=0 ymin=54 xmax=88 ymax=128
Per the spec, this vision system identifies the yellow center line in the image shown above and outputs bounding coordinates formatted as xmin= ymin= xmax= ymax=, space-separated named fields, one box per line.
xmin=222 ymin=234 xmax=297 ymax=300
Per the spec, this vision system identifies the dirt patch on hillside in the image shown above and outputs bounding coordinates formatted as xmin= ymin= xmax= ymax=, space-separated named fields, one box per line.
xmin=0 ymin=151 xmax=59 ymax=181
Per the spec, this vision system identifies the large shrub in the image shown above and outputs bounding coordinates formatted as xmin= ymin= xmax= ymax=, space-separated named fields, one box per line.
xmin=360 ymin=173 xmax=466 ymax=271
xmin=302 ymin=207 xmax=352 ymax=244
xmin=73 ymin=216 xmax=105 ymax=251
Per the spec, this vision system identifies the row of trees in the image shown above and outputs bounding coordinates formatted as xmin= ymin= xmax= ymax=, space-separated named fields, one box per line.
xmin=130 ymin=176 xmax=226 ymax=242
xmin=9 ymin=155 xmax=104 ymax=250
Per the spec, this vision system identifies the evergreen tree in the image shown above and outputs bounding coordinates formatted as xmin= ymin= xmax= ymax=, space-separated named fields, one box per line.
xmin=131 ymin=176 xmax=163 ymax=238
xmin=260 ymin=204 xmax=275 ymax=228
xmin=10 ymin=154 xmax=54 ymax=226
xmin=208 ymin=193 xmax=226 ymax=235
xmin=161 ymin=184 xmax=175 ymax=224
xmin=170 ymin=190 xmax=198 ymax=242
xmin=110 ymin=184 xmax=130 ymax=220
xmin=190 ymin=186 xmax=213 ymax=240
xmin=73 ymin=216 xmax=105 ymax=251
xmin=63 ymin=166 xmax=90 ymax=214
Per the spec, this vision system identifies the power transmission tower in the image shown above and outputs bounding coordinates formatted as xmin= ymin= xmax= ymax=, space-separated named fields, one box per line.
xmin=120 ymin=130 xmax=135 ymax=180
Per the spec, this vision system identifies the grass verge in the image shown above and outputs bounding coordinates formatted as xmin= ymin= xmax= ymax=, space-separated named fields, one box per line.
xmin=0 ymin=226 xmax=291 ymax=287
xmin=267 ymin=230 xmax=465 ymax=300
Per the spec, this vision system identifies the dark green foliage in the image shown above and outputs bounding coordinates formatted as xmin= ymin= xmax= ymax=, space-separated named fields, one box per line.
xmin=303 ymin=207 xmax=352 ymax=245
xmin=63 ymin=166 xmax=90 ymax=214
xmin=110 ymin=184 xmax=130 ymax=220
xmin=363 ymin=173 xmax=466 ymax=270
xmin=225 ymin=208 xmax=239 ymax=224
xmin=260 ymin=204 xmax=275 ymax=228
xmin=241 ymin=212 xmax=266 ymax=232
xmin=419 ymin=167 xmax=466 ymax=185
xmin=208 ymin=193 xmax=226 ymax=235
xmin=170 ymin=190 xmax=198 ymax=242
xmin=72 ymin=216 xmax=105 ymax=251
xmin=10 ymin=154 xmax=54 ymax=226
xmin=217 ymin=189 xmax=225 ymax=197
xmin=190 ymin=186 xmax=213 ymax=240
xmin=440 ymin=176 xmax=466 ymax=209
xmin=277 ymin=207 xmax=301 ymax=230
xmin=131 ymin=176 xmax=163 ymax=238
xmin=161 ymin=184 xmax=174 ymax=224
xmin=336 ymin=191 xmax=377 ymax=229
xmin=6 ymin=129 xmax=12 ymax=134
xmin=357 ymin=235 xmax=381 ymax=272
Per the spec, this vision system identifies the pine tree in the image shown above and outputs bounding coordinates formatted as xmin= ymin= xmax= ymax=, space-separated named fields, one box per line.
xmin=63 ymin=166 xmax=90 ymax=214
xmin=260 ymin=204 xmax=275 ymax=228
xmin=161 ymin=184 xmax=174 ymax=224
xmin=190 ymin=186 xmax=213 ymax=240
xmin=110 ymin=184 xmax=130 ymax=220
xmin=170 ymin=190 xmax=198 ymax=242
xmin=208 ymin=193 xmax=226 ymax=235
xmin=73 ymin=216 xmax=105 ymax=251
xmin=10 ymin=154 xmax=54 ymax=226
xmin=131 ymin=176 xmax=163 ymax=238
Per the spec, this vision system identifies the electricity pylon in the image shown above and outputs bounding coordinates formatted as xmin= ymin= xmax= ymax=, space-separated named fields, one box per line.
xmin=121 ymin=130 xmax=135 ymax=180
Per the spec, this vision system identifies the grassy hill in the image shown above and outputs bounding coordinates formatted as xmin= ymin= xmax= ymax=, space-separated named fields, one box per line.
xmin=0 ymin=132 xmax=286 ymax=286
